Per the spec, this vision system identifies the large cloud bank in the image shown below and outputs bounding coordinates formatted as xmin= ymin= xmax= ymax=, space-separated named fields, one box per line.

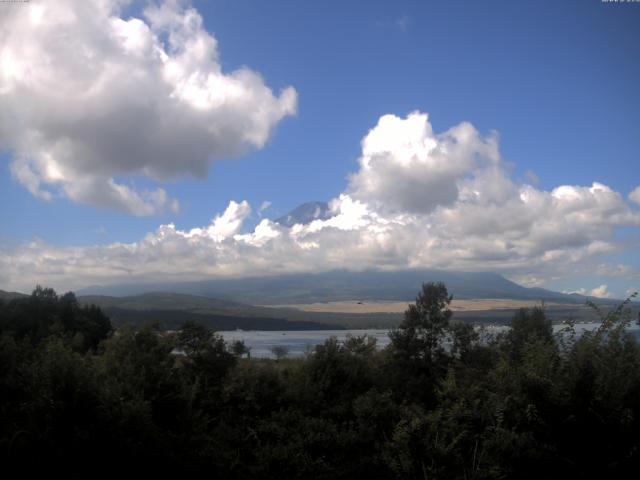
xmin=2 ymin=112 xmax=639 ymax=293
xmin=0 ymin=0 xmax=296 ymax=215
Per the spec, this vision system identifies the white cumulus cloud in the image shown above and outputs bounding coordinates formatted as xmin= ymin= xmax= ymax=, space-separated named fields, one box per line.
xmin=569 ymin=284 xmax=615 ymax=299
xmin=0 ymin=0 xmax=296 ymax=215
xmin=1 ymin=112 xmax=639 ymax=292
xmin=348 ymin=112 xmax=500 ymax=214
xmin=257 ymin=201 xmax=272 ymax=216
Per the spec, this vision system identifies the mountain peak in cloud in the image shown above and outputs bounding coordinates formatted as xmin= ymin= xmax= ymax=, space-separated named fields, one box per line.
xmin=275 ymin=201 xmax=332 ymax=228
xmin=1 ymin=111 xmax=639 ymax=294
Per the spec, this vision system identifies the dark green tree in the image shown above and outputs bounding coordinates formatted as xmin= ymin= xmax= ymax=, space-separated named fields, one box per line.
xmin=270 ymin=344 xmax=289 ymax=361
xmin=0 ymin=286 xmax=111 ymax=351
xmin=389 ymin=282 xmax=453 ymax=361
xmin=231 ymin=339 xmax=250 ymax=358
xmin=387 ymin=282 xmax=453 ymax=403
xmin=507 ymin=306 xmax=553 ymax=357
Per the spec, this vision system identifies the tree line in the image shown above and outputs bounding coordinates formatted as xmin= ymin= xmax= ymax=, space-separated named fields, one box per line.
xmin=1 ymin=283 xmax=639 ymax=479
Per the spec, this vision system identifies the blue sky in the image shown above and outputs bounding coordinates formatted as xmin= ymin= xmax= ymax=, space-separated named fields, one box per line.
xmin=1 ymin=0 xmax=639 ymax=296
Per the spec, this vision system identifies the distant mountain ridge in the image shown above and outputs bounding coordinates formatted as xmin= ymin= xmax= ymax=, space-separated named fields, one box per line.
xmin=2 ymin=285 xmax=620 ymax=330
xmin=79 ymin=292 xmax=250 ymax=312
xmin=76 ymin=292 xmax=345 ymax=330
xmin=0 ymin=290 xmax=28 ymax=301
xmin=77 ymin=269 xmax=590 ymax=305
xmin=22 ymin=199 xmax=609 ymax=307
xmin=274 ymin=201 xmax=331 ymax=227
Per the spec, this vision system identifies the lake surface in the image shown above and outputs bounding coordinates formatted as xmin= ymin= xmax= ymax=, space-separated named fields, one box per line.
xmin=220 ymin=322 xmax=640 ymax=359
xmin=219 ymin=329 xmax=391 ymax=358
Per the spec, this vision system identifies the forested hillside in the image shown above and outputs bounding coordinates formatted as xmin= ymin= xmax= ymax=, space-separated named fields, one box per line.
xmin=1 ymin=284 xmax=639 ymax=479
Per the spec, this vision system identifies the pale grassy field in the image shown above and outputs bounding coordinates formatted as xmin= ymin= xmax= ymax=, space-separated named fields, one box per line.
xmin=261 ymin=299 xmax=565 ymax=314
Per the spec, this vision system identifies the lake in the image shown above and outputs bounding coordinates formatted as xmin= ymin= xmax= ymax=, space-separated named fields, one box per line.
xmin=219 ymin=329 xmax=391 ymax=358
xmin=219 ymin=322 xmax=640 ymax=359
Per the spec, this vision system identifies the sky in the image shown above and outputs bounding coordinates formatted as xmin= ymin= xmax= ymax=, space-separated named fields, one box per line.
xmin=0 ymin=0 xmax=639 ymax=297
